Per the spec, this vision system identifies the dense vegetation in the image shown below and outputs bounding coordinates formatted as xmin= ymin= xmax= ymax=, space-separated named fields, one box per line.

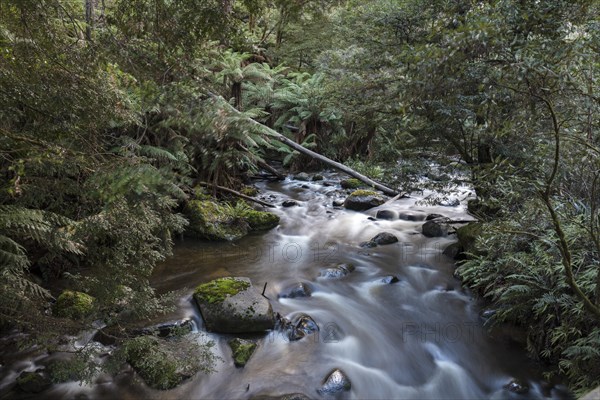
xmin=1 ymin=0 xmax=598 ymax=394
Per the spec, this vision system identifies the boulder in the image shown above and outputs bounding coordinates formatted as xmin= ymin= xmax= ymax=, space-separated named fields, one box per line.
xmin=360 ymin=232 xmax=398 ymax=248
xmin=456 ymin=223 xmax=483 ymax=255
xmin=282 ymin=200 xmax=299 ymax=208
xmin=193 ymin=277 xmax=275 ymax=333
xmin=317 ymin=369 xmax=351 ymax=396
xmin=332 ymin=200 xmax=344 ymax=207
xmin=376 ymin=210 xmax=396 ymax=220
xmin=54 ymin=290 xmax=94 ymax=320
xmin=422 ymin=220 xmax=448 ymax=237
xmin=442 ymin=243 xmax=461 ymax=259
xmin=294 ymin=173 xmax=311 ymax=181
xmin=425 ymin=213 xmax=445 ymax=221
xmin=279 ymin=282 xmax=312 ymax=299
xmin=398 ymin=211 xmax=426 ymax=221
xmin=184 ymin=200 xmax=248 ymax=241
xmin=319 ymin=264 xmax=355 ymax=279
xmin=340 ymin=178 xmax=362 ymax=189
xmin=228 ymin=338 xmax=257 ymax=367
xmin=242 ymin=209 xmax=280 ymax=231
xmin=16 ymin=371 xmax=51 ymax=393
xmin=278 ymin=314 xmax=320 ymax=342
xmin=312 ymin=174 xmax=324 ymax=181
xmin=344 ymin=190 xmax=386 ymax=211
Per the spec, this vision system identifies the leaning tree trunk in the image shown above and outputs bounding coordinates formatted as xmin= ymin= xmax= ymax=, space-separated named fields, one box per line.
xmin=209 ymin=94 xmax=399 ymax=196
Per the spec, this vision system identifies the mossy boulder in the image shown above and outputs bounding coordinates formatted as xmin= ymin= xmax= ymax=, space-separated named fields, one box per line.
xmin=184 ymin=200 xmax=248 ymax=241
xmin=228 ymin=338 xmax=257 ymax=367
xmin=241 ymin=186 xmax=259 ymax=197
xmin=344 ymin=190 xmax=386 ymax=211
xmin=340 ymin=178 xmax=363 ymax=189
xmin=16 ymin=371 xmax=51 ymax=393
xmin=123 ymin=336 xmax=198 ymax=390
xmin=54 ymin=290 xmax=94 ymax=320
xmin=241 ymin=209 xmax=280 ymax=231
xmin=193 ymin=277 xmax=275 ymax=333
xmin=456 ymin=223 xmax=483 ymax=255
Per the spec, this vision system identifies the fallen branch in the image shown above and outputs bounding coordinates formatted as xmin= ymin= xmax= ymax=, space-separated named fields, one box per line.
xmin=197 ymin=181 xmax=276 ymax=208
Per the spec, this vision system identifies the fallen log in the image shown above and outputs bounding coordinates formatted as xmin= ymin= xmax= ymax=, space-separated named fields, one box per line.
xmin=208 ymin=94 xmax=399 ymax=196
xmin=197 ymin=181 xmax=276 ymax=208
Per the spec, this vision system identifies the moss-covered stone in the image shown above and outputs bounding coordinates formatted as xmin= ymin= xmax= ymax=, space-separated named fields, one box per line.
xmin=123 ymin=336 xmax=196 ymax=390
xmin=344 ymin=190 xmax=386 ymax=211
xmin=228 ymin=338 xmax=257 ymax=367
xmin=340 ymin=178 xmax=363 ymax=189
xmin=54 ymin=290 xmax=94 ymax=320
xmin=241 ymin=186 xmax=259 ymax=197
xmin=349 ymin=189 xmax=378 ymax=197
xmin=184 ymin=200 xmax=248 ymax=241
xmin=16 ymin=371 xmax=51 ymax=393
xmin=456 ymin=223 xmax=483 ymax=255
xmin=194 ymin=277 xmax=250 ymax=304
xmin=241 ymin=209 xmax=280 ymax=231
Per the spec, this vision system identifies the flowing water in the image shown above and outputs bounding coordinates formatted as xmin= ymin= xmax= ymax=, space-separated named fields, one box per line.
xmin=0 ymin=173 xmax=573 ymax=399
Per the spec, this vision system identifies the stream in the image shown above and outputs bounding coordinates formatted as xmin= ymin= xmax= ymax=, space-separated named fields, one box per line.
xmin=0 ymin=172 xmax=573 ymax=399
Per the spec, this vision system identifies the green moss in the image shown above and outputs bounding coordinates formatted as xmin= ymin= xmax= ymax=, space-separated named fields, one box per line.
xmin=194 ymin=278 xmax=250 ymax=304
xmin=349 ymin=189 xmax=379 ymax=197
xmin=341 ymin=178 xmax=363 ymax=189
xmin=54 ymin=290 xmax=94 ymax=320
xmin=123 ymin=336 xmax=182 ymax=390
xmin=184 ymin=200 xmax=248 ymax=241
xmin=228 ymin=338 xmax=257 ymax=367
xmin=241 ymin=209 xmax=280 ymax=231
xmin=240 ymin=186 xmax=259 ymax=197
xmin=456 ymin=223 xmax=483 ymax=255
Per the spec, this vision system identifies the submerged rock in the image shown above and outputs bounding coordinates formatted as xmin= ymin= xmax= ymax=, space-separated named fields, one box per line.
xmin=422 ymin=220 xmax=448 ymax=237
xmin=376 ymin=209 xmax=396 ymax=220
xmin=380 ymin=276 xmax=400 ymax=284
xmin=332 ymin=199 xmax=344 ymax=207
xmin=426 ymin=213 xmax=445 ymax=221
xmin=438 ymin=197 xmax=460 ymax=207
xmin=312 ymin=174 xmax=324 ymax=181
xmin=317 ymin=369 xmax=351 ymax=395
xmin=16 ymin=371 xmax=51 ymax=393
xmin=360 ymin=232 xmax=398 ymax=248
xmin=319 ymin=263 xmax=355 ymax=279
xmin=279 ymin=282 xmax=313 ymax=299
xmin=193 ymin=277 xmax=274 ymax=333
xmin=442 ymin=243 xmax=461 ymax=259
xmin=228 ymin=338 xmax=257 ymax=367
xmin=344 ymin=190 xmax=386 ymax=211
xmin=282 ymin=200 xmax=299 ymax=207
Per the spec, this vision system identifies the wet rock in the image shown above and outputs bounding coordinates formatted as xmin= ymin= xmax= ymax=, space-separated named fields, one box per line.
xmin=367 ymin=217 xmax=377 ymax=221
xmin=228 ymin=338 xmax=257 ymax=367
xmin=422 ymin=220 xmax=448 ymax=237
xmin=426 ymin=213 xmax=445 ymax=221
xmin=319 ymin=263 xmax=355 ymax=279
xmin=456 ymin=223 xmax=483 ymax=255
xmin=503 ymin=378 xmax=529 ymax=395
xmin=134 ymin=318 xmax=193 ymax=338
xmin=288 ymin=314 xmax=319 ymax=341
xmin=317 ymin=369 xmax=351 ymax=396
xmin=323 ymin=181 xmax=334 ymax=187
xmin=282 ymin=200 xmax=299 ymax=207
xmin=344 ymin=190 xmax=386 ymax=211
xmin=340 ymin=178 xmax=362 ymax=189
xmin=376 ymin=210 xmax=396 ymax=220
xmin=301 ymin=184 xmax=310 ymax=189
xmin=312 ymin=174 xmax=324 ymax=181
xmin=398 ymin=211 xmax=426 ymax=221
xmin=332 ymin=199 xmax=344 ymax=207
xmin=184 ymin=200 xmax=249 ymax=241
xmin=294 ymin=172 xmax=310 ymax=181
xmin=16 ymin=371 xmax=51 ymax=393
xmin=279 ymin=282 xmax=313 ymax=299
xmin=193 ymin=277 xmax=275 ymax=333
xmin=380 ymin=276 xmax=400 ymax=284
xmin=442 ymin=243 xmax=461 ymax=259
xmin=251 ymin=394 xmax=312 ymax=400
xmin=438 ymin=197 xmax=460 ymax=207
xmin=360 ymin=232 xmax=398 ymax=247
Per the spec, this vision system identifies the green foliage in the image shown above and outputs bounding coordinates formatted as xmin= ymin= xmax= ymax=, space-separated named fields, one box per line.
xmin=194 ymin=278 xmax=250 ymax=304
xmin=53 ymin=290 xmax=95 ymax=320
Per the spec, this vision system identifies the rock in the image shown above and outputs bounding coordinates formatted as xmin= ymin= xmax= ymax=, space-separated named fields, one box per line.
xmin=54 ymin=290 xmax=95 ymax=320
xmin=344 ymin=190 xmax=386 ymax=211
xmin=319 ymin=264 xmax=355 ymax=279
xmin=376 ymin=210 xmax=396 ymax=220
xmin=481 ymin=309 xmax=496 ymax=320
xmin=279 ymin=282 xmax=312 ymax=299
xmin=184 ymin=200 xmax=248 ymax=241
xmin=426 ymin=213 xmax=445 ymax=221
xmin=323 ymin=182 xmax=334 ymax=187
xmin=360 ymin=232 xmax=398 ymax=248
xmin=380 ymin=276 xmax=400 ymax=284
xmin=438 ymin=197 xmax=460 ymax=207
xmin=332 ymin=200 xmax=344 ymax=207
xmin=242 ymin=209 xmax=280 ymax=231
xmin=442 ymin=243 xmax=461 ymax=259
xmin=16 ymin=371 xmax=51 ymax=393
xmin=282 ymin=314 xmax=320 ymax=341
xmin=294 ymin=173 xmax=310 ymax=181
xmin=193 ymin=277 xmax=275 ymax=333
xmin=422 ymin=220 xmax=448 ymax=237
xmin=282 ymin=200 xmax=299 ymax=208
xmin=228 ymin=338 xmax=257 ymax=367
xmin=340 ymin=178 xmax=362 ymax=189
xmin=503 ymin=378 xmax=529 ymax=395
xmin=397 ymin=211 xmax=426 ymax=221
xmin=251 ymin=394 xmax=312 ymax=400
xmin=135 ymin=318 xmax=193 ymax=338
xmin=467 ymin=198 xmax=501 ymax=218
xmin=456 ymin=223 xmax=483 ymax=255
xmin=312 ymin=174 xmax=324 ymax=181
xmin=301 ymin=184 xmax=310 ymax=189
xmin=317 ymin=369 xmax=351 ymax=395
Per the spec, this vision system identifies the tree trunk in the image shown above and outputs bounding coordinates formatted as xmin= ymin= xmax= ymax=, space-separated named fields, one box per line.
xmin=208 ymin=95 xmax=400 ymax=196
xmin=85 ymin=0 xmax=94 ymax=41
